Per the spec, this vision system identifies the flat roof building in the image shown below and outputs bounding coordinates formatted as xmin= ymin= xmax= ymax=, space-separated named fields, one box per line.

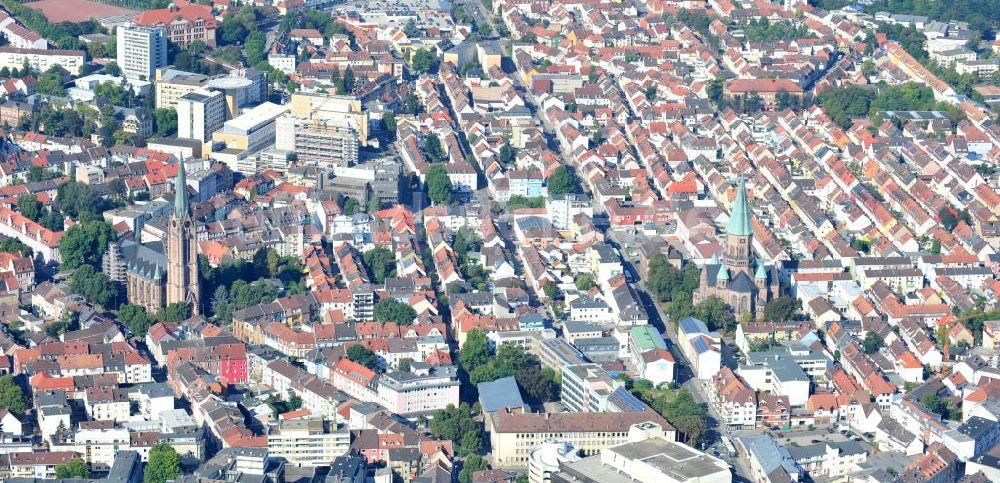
xmin=551 ymin=434 xmax=731 ymax=483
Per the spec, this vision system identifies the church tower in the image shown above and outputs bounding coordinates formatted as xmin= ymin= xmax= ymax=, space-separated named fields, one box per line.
xmin=723 ymin=177 xmax=753 ymax=276
xmin=166 ymin=161 xmax=200 ymax=314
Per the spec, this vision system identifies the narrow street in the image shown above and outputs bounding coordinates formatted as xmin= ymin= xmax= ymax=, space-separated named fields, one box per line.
xmin=621 ymin=253 xmax=754 ymax=482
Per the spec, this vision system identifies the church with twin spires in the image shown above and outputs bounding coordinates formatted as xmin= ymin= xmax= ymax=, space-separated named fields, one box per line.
xmin=693 ymin=178 xmax=779 ymax=318
xmin=108 ymin=161 xmax=200 ymax=315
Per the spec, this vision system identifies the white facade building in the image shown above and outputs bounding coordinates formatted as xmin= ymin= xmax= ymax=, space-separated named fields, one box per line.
xmin=117 ymin=24 xmax=167 ymax=81
xmin=177 ymin=88 xmax=226 ymax=142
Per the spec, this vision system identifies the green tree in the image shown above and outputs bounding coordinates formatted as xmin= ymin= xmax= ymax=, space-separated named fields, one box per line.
xmin=0 ymin=237 xmax=32 ymax=257
xmin=452 ymin=227 xmax=481 ymax=264
xmin=56 ymin=181 xmax=111 ymax=221
xmin=515 ymin=364 xmax=556 ymax=403
xmin=347 ymin=344 xmax=379 ymax=370
xmin=152 ymin=108 xmax=177 ymax=137
xmin=863 ymin=331 xmax=884 ymax=355
xmin=265 ymin=393 xmax=303 ymax=416
xmin=694 ymin=296 xmax=737 ymax=332
xmin=382 ymin=111 xmax=396 ymax=136
xmin=104 ymin=62 xmax=122 ymax=76
xmin=547 ymin=166 xmax=577 ymax=195
xmin=244 ymin=30 xmax=267 ymax=66
xmin=36 ymin=65 xmax=68 ymax=96
xmin=375 ymin=298 xmax=417 ymax=325
xmin=411 ymin=48 xmax=437 ymax=74
xmin=145 ymin=443 xmax=182 ymax=483
xmin=117 ymin=303 xmax=152 ymax=337
xmin=460 ymin=329 xmax=490 ymax=371
xmin=16 ymin=194 xmax=42 ymax=221
xmin=661 ymin=389 xmax=707 ymax=445
xmin=575 ymin=274 xmax=596 ymax=291
xmin=921 ymin=393 xmax=954 ymax=420
xmin=55 ymin=458 xmax=90 ymax=479
xmin=27 ymin=165 xmax=58 ymax=182
xmin=156 ymin=303 xmax=192 ymax=323
xmin=506 ymin=195 xmax=545 ymax=210
xmin=343 ymin=197 xmax=360 ymax=216
xmin=363 ymin=247 xmax=396 ymax=284
xmin=426 ymin=165 xmax=454 ymax=204
xmin=210 ymin=285 xmax=230 ymax=321
xmin=402 ymin=92 xmax=423 ymax=115
xmin=542 ymin=283 xmax=558 ymax=300
xmin=336 ymin=66 xmax=355 ymax=95
xmin=46 ymin=310 xmax=79 ymax=337
xmin=498 ymin=140 xmax=516 ymax=165
xmin=929 ymin=239 xmax=942 ymax=255
xmin=423 ymin=132 xmax=446 ymax=162
xmin=429 ymin=403 xmax=483 ymax=456
xmin=458 ymin=455 xmax=488 ymax=483
xmin=94 ymin=81 xmax=127 ymax=105
xmin=761 ymin=296 xmax=797 ymax=322
xmin=70 ymin=265 xmax=120 ymax=309
xmin=59 ymin=220 xmax=115 ymax=270
xmin=0 ymin=374 xmax=26 ymax=415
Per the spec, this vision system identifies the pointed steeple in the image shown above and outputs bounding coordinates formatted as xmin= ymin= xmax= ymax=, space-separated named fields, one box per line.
xmin=717 ymin=264 xmax=729 ymax=281
xmin=755 ymin=263 xmax=768 ymax=280
xmin=727 ymin=177 xmax=753 ymax=237
xmin=710 ymin=252 xmax=720 ymax=265
xmin=153 ymin=263 xmax=161 ymax=280
xmin=174 ymin=161 xmax=188 ymax=218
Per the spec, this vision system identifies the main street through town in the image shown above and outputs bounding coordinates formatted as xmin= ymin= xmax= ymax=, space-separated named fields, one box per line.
xmin=613 ymin=235 xmax=755 ymax=482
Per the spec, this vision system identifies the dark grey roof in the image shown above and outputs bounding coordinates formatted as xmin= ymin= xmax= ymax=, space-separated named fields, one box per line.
xmin=729 ymin=271 xmax=756 ymax=293
xmin=477 ymin=376 xmax=526 ymax=413
xmin=120 ymin=239 xmax=166 ymax=281
xmin=959 ymin=416 xmax=999 ymax=440
xmin=704 ymin=262 xmax=720 ymax=286
xmin=564 ymin=321 xmax=603 ymax=334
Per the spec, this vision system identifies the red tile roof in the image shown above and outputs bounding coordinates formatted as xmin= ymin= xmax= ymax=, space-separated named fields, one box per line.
xmin=135 ymin=3 xmax=217 ymax=29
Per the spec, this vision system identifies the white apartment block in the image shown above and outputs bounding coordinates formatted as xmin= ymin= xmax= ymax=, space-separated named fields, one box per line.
xmin=177 ymin=88 xmax=226 ymax=142
xmin=266 ymin=419 xmax=350 ymax=466
xmin=117 ymin=24 xmax=167 ymax=81
xmin=0 ymin=47 xmax=85 ymax=76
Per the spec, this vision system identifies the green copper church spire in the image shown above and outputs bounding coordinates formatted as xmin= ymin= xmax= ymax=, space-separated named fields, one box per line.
xmin=727 ymin=177 xmax=752 ymax=237
xmin=174 ymin=161 xmax=188 ymax=218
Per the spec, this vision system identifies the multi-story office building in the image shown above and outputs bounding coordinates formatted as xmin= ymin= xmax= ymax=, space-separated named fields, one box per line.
xmin=207 ymin=70 xmax=268 ymax=119
xmin=376 ymin=365 xmax=461 ymax=416
xmin=211 ymin=102 xmax=290 ymax=155
xmin=560 ymin=364 xmax=623 ymax=413
xmin=372 ymin=158 xmax=402 ymax=205
xmin=155 ymin=67 xmax=209 ymax=109
xmin=117 ymin=24 xmax=167 ymax=82
xmin=489 ymin=411 xmax=673 ymax=468
xmin=289 ymin=92 xmax=370 ymax=145
xmin=266 ymin=419 xmax=350 ymax=466
xmin=275 ymin=115 xmax=360 ymax=167
xmin=177 ymin=88 xmax=226 ymax=142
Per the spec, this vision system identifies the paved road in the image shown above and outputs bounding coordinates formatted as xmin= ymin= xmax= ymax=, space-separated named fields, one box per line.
xmin=459 ymin=0 xmax=493 ymax=26
xmin=617 ymin=251 xmax=754 ymax=481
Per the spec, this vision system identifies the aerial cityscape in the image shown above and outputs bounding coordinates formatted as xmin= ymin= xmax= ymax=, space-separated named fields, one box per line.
xmin=1 ymin=0 xmax=1000 ymax=482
